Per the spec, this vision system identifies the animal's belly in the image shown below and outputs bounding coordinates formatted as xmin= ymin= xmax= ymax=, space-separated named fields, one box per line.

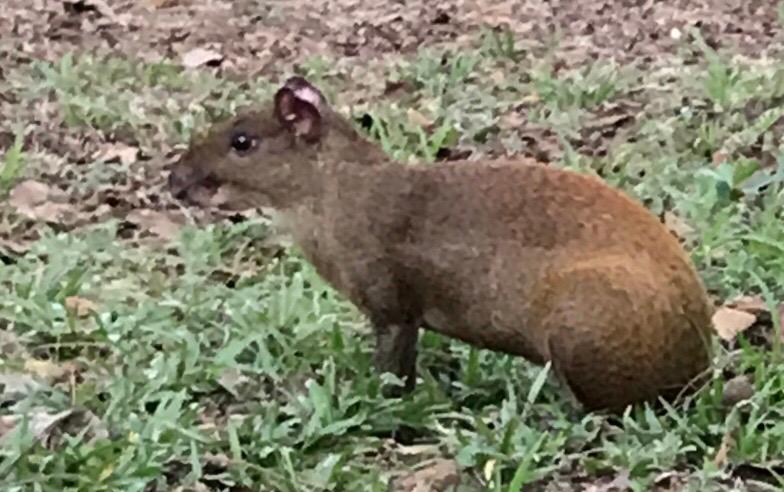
xmin=421 ymin=307 xmax=545 ymax=364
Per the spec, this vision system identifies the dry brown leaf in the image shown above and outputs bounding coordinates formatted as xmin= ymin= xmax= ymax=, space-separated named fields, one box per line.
xmin=726 ymin=295 xmax=768 ymax=315
xmin=0 ymin=406 xmax=107 ymax=447
xmin=65 ymin=296 xmax=98 ymax=318
xmin=489 ymin=69 xmax=506 ymax=85
xmin=584 ymin=470 xmax=633 ymax=492
xmin=94 ymin=142 xmax=139 ymax=166
xmin=0 ymin=237 xmax=30 ymax=256
xmin=712 ymin=151 xmax=728 ymax=165
xmin=217 ymin=368 xmax=250 ymax=397
xmin=204 ymin=452 xmax=232 ymax=468
xmin=390 ymin=458 xmax=460 ymax=492
xmin=0 ymin=373 xmax=43 ymax=396
xmin=713 ymin=430 xmax=734 ymax=468
xmin=126 ymin=209 xmax=181 ymax=241
xmin=24 ymin=359 xmax=80 ymax=385
xmin=396 ymin=444 xmax=441 ymax=457
xmin=182 ymin=47 xmax=223 ymax=68
xmin=9 ymin=180 xmax=73 ymax=223
xmin=9 ymin=180 xmax=54 ymax=210
xmin=663 ymin=211 xmax=694 ymax=240
xmin=500 ymin=111 xmax=526 ymax=129
xmin=0 ymin=330 xmax=25 ymax=358
xmin=407 ymin=108 xmax=434 ymax=128
xmin=0 ymin=415 xmax=17 ymax=440
xmin=605 ymin=470 xmax=633 ymax=491
xmin=712 ymin=307 xmax=757 ymax=341
xmin=520 ymin=93 xmax=540 ymax=105
xmin=0 ymin=408 xmax=73 ymax=445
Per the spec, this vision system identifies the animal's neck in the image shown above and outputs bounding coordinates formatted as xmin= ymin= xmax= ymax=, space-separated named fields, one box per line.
xmin=272 ymin=156 xmax=414 ymax=238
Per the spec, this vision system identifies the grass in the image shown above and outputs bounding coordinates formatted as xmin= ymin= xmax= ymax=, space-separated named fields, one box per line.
xmin=1 ymin=32 xmax=784 ymax=491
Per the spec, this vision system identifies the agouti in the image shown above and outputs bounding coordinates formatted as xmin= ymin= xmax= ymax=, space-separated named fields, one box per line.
xmin=168 ymin=76 xmax=714 ymax=412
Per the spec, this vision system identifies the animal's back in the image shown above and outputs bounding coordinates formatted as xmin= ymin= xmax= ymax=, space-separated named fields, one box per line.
xmin=391 ymin=160 xmax=713 ymax=399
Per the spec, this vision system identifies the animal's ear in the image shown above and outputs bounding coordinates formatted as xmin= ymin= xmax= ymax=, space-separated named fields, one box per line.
xmin=274 ymin=77 xmax=325 ymax=143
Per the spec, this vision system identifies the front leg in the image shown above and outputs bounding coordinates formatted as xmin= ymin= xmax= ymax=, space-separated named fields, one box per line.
xmin=373 ymin=321 xmax=419 ymax=397
xmin=309 ymin=239 xmax=422 ymax=398
xmin=340 ymin=259 xmax=421 ymax=398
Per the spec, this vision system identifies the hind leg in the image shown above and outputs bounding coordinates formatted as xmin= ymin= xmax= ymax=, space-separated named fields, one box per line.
xmin=547 ymin=324 xmax=663 ymax=412
xmin=538 ymin=261 xmax=712 ymax=412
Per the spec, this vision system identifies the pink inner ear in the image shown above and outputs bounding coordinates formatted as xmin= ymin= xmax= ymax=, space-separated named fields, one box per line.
xmin=292 ymin=86 xmax=322 ymax=108
xmin=283 ymin=76 xmax=324 ymax=107
xmin=273 ymin=86 xmax=323 ymax=141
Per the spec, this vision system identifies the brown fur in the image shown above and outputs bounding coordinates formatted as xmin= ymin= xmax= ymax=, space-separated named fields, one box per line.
xmin=168 ymin=77 xmax=714 ymax=413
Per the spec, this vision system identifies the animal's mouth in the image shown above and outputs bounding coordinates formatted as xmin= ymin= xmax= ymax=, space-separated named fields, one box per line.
xmin=168 ymin=167 xmax=229 ymax=208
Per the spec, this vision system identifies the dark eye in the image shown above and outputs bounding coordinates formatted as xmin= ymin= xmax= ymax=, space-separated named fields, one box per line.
xmin=230 ymin=132 xmax=257 ymax=153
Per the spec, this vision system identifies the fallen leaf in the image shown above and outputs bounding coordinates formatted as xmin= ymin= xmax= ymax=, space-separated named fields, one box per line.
xmin=9 ymin=180 xmax=54 ymax=210
xmin=94 ymin=142 xmax=138 ymax=165
xmin=68 ymin=407 xmax=110 ymax=444
xmin=396 ymin=444 xmax=441 ymax=457
xmin=0 ymin=406 xmax=107 ymax=447
xmin=500 ymin=111 xmax=526 ymax=129
xmin=712 ymin=307 xmax=757 ymax=341
xmin=65 ymin=296 xmax=98 ymax=318
xmin=726 ymin=295 xmax=768 ymax=315
xmin=182 ymin=47 xmax=223 ymax=68
xmin=605 ymin=470 xmax=633 ymax=491
xmin=653 ymin=471 xmax=682 ymax=487
xmin=28 ymin=409 xmax=76 ymax=441
xmin=216 ymin=368 xmax=249 ymax=397
xmin=489 ymin=69 xmax=506 ymax=85
xmin=663 ymin=211 xmax=695 ymax=240
xmin=0 ymin=373 xmax=44 ymax=397
xmin=126 ymin=209 xmax=181 ymax=241
xmin=24 ymin=359 xmax=81 ymax=385
xmin=407 ymin=108 xmax=434 ymax=128
xmin=0 ymin=415 xmax=16 ymax=439
xmin=713 ymin=430 xmax=735 ymax=468
xmin=9 ymin=180 xmax=73 ymax=223
xmin=584 ymin=470 xmax=633 ymax=492
xmin=520 ymin=93 xmax=540 ymax=105
xmin=0 ymin=408 xmax=74 ymax=445
xmin=0 ymin=330 xmax=25 ymax=358
xmin=0 ymin=237 xmax=29 ymax=256
xmin=171 ymin=483 xmax=211 ymax=492
xmin=390 ymin=458 xmax=460 ymax=492
xmin=712 ymin=151 xmax=728 ymax=165
xmin=204 ymin=452 xmax=232 ymax=468
xmin=584 ymin=113 xmax=634 ymax=131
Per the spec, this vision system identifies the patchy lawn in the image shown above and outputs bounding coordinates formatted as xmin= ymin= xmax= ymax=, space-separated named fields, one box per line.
xmin=2 ymin=1 xmax=784 ymax=491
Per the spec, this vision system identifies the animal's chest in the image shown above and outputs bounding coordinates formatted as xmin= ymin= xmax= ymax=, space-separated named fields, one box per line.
xmin=290 ymin=219 xmax=355 ymax=293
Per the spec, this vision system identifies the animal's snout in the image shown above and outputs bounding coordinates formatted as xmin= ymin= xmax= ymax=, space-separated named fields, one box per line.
xmin=167 ymin=156 xmax=208 ymax=201
xmin=167 ymin=159 xmax=224 ymax=207
xmin=167 ymin=167 xmax=191 ymax=200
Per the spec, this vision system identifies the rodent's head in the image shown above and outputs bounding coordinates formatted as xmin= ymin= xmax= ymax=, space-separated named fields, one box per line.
xmin=168 ymin=76 xmax=383 ymax=211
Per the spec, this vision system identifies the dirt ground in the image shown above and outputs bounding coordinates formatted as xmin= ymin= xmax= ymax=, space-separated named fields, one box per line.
xmin=4 ymin=1 xmax=782 ymax=71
